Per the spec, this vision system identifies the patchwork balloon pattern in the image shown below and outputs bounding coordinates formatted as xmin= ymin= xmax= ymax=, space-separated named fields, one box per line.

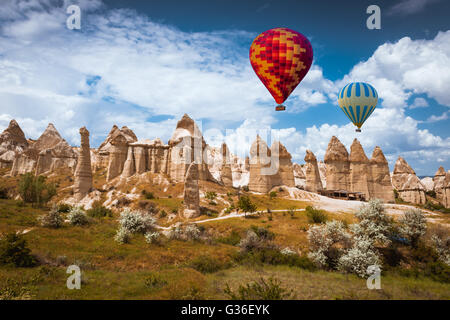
xmin=249 ymin=28 xmax=313 ymax=106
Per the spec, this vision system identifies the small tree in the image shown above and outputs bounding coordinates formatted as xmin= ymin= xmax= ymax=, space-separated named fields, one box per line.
xmin=399 ymin=209 xmax=427 ymax=248
xmin=353 ymin=199 xmax=392 ymax=245
xmin=18 ymin=173 xmax=56 ymax=207
xmin=38 ymin=205 xmax=64 ymax=228
xmin=67 ymin=207 xmax=89 ymax=226
xmin=238 ymin=196 xmax=257 ymax=213
xmin=0 ymin=233 xmax=36 ymax=267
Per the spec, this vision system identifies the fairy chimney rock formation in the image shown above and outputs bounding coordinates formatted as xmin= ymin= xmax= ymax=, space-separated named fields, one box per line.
xmin=106 ymin=133 xmax=129 ymax=181
xmin=248 ymin=135 xmax=273 ymax=193
xmin=168 ymin=114 xmax=214 ymax=183
xmin=121 ymin=145 xmax=135 ymax=178
xmin=271 ymin=141 xmax=295 ymax=188
xmin=349 ymin=139 xmax=370 ymax=198
xmin=368 ymin=146 xmax=394 ymax=203
xmin=183 ymin=162 xmax=200 ymax=218
xmin=304 ymin=150 xmax=323 ymax=192
xmin=324 ymin=136 xmax=350 ymax=191
xmin=433 ymin=167 xmax=447 ymax=206
xmin=293 ymin=163 xmax=306 ymax=189
xmin=443 ymin=172 xmax=450 ymax=208
xmin=73 ymin=127 xmax=92 ymax=201
xmin=392 ymin=157 xmax=426 ymax=204
xmin=220 ymin=143 xmax=233 ymax=187
xmin=0 ymin=120 xmax=28 ymax=168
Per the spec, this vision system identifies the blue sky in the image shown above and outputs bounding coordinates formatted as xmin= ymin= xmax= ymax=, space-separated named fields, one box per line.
xmin=0 ymin=0 xmax=449 ymax=175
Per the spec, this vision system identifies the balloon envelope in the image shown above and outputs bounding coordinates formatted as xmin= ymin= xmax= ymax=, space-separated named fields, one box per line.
xmin=249 ymin=28 xmax=313 ymax=105
xmin=338 ymin=82 xmax=378 ymax=130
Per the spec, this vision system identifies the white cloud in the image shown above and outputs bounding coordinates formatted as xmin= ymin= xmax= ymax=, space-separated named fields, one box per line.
xmin=339 ymin=31 xmax=450 ymax=109
xmin=427 ymin=111 xmax=449 ymax=123
xmin=388 ymin=0 xmax=442 ymax=16
xmin=410 ymin=97 xmax=429 ymax=109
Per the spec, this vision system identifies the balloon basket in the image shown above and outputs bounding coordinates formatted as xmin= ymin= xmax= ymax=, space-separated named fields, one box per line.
xmin=355 ymin=128 xmax=361 ymax=132
xmin=275 ymin=105 xmax=286 ymax=111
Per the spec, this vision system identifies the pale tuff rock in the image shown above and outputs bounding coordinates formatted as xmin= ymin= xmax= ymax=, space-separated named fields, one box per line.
xmin=11 ymin=123 xmax=76 ymax=176
xmin=73 ymin=127 xmax=93 ymax=201
xmin=248 ymin=136 xmax=294 ymax=193
xmin=443 ymin=173 xmax=450 ymax=208
xmin=220 ymin=143 xmax=233 ymax=187
xmin=324 ymin=136 xmax=350 ymax=191
xmin=421 ymin=177 xmax=434 ymax=191
xmin=318 ymin=161 xmax=327 ymax=188
xmin=231 ymin=155 xmax=250 ymax=188
xmin=392 ymin=156 xmax=426 ymax=204
xmin=168 ymin=114 xmax=215 ymax=183
xmin=271 ymin=141 xmax=295 ymax=188
xmin=183 ymin=162 xmax=200 ymax=218
xmin=97 ymin=125 xmax=138 ymax=169
xmin=106 ymin=134 xmax=128 ymax=181
xmin=121 ymin=146 xmax=135 ymax=178
xmin=248 ymin=135 xmax=273 ymax=193
xmin=133 ymin=145 xmax=147 ymax=174
xmin=368 ymin=146 xmax=394 ymax=203
xmin=293 ymin=163 xmax=306 ymax=189
xmin=349 ymin=139 xmax=370 ymax=198
xmin=304 ymin=150 xmax=323 ymax=192
xmin=0 ymin=120 xmax=28 ymax=168
xmin=433 ymin=167 xmax=447 ymax=206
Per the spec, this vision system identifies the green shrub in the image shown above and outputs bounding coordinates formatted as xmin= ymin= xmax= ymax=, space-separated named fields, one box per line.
xmin=238 ymin=196 xmax=257 ymax=213
xmin=242 ymin=185 xmax=249 ymax=192
xmin=398 ymin=261 xmax=450 ymax=283
xmin=38 ymin=206 xmax=63 ymax=228
xmin=425 ymin=190 xmax=436 ymax=198
xmin=159 ymin=210 xmax=167 ymax=218
xmin=189 ymin=255 xmax=230 ymax=274
xmin=224 ymin=277 xmax=294 ymax=300
xmin=0 ymin=233 xmax=36 ymax=267
xmin=18 ymin=173 xmax=56 ymax=207
xmin=144 ymin=273 xmax=167 ymax=289
xmin=0 ymin=186 xmax=9 ymax=199
xmin=306 ymin=206 xmax=328 ymax=224
xmin=269 ymin=191 xmax=277 ymax=200
xmin=250 ymin=226 xmax=275 ymax=241
xmin=205 ymin=191 xmax=217 ymax=200
xmin=87 ymin=201 xmax=113 ymax=218
xmin=57 ymin=203 xmax=71 ymax=213
xmin=142 ymin=190 xmax=155 ymax=200
xmin=217 ymin=230 xmax=241 ymax=246
xmin=67 ymin=207 xmax=89 ymax=226
xmin=424 ymin=201 xmax=450 ymax=214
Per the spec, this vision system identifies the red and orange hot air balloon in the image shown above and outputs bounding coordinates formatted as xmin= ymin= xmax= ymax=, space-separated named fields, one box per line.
xmin=250 ymin=27 xmax=313 ymax=111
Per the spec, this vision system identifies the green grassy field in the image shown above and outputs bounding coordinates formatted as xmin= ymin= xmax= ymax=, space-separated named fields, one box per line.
xmin=0 ymin=199 xmax=449 ymax=300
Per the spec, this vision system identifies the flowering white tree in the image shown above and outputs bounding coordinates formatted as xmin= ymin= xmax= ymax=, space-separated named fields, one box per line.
xmin=67 ymin=207 xmax=88 ymax=226
xmin=307 ymin=221 xmax=352 ymax=268
xmin=399 ymin=209 xmax=427 ymax=247
xmin=338 ymin=236 xmax=381 ymax=277
xmin=118 ymin=209 xmax=156 ymax=234
xmin=431 ymin=234 xmax=450 ymax=265
xmin=353 ymin=199 xmax=392 ymax=245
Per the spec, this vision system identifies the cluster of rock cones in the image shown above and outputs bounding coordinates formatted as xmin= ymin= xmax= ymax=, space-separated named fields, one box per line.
xmin=0 ymin=114 xmax=449 ymax=215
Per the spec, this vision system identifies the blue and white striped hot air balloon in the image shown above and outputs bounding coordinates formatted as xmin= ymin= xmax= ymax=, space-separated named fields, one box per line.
xmin=338 ymin=82 xmax=378 ymax=132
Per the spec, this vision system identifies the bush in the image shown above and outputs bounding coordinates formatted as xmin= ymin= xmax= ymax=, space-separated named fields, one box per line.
xmin=144 ymin=273 xmax=167 ymax=289
xmin=118 ymin=209 xmax=156 ymax=234
xmin=353 ymin=199 xmax=392 ymax=245
xmin=189 ymin=255 xmax=229 ymax=274
xmin=250 ymin=226 xmax=275 ymax=241
xmin=306 ymin=206 xmax=327 ymax=224
xmin=242 ymin=185 xmax=249 ymax=192
xmin=399 ymin=209 xmax=427 ymax=247
xmin=269 ymin=191 xmax=277 ymax=200
xmin=168 ymin=224 xmax=202 ymax=241
xmin=426 ymin=190 xmax=436 ymax=198
xmin=159 ymin=210 xmax=167 ymax=218
xmin=224 ymin=277 xmax=294 ymax=300
xmin=114 ymin=228 xmax=130 ymax=244
xmin=307 ymin=221 xmax=352 ymax=269
xmin=287 ymin=207 xmax=296 ymax=218
xmin=87 ymin=201 xmax=112 ymax=218
xmin=18 ymin=173 xmax=56 ymax=207
xmin=217 ymin=230 xmax=241 ymax=246
xmin=431 ymin=232 xmax=450 ymax=265
xmin=142 ymin=190 xmax=155 ymax=200
xmin=57 ymin=203 xmax=71 ymax=213
xmin=145 ymin=232 xmax=161 ymax=245
xmin=38 ymin=206 xmax=63 ymax=228
xmin=238 ymin=196 xmax=257 ymax=213
xmin=67 ymin=207 xmax=89 ymax=226
xmin=0 ymin=233 xmax=36 ymax=267
xmin=0 ymin=187 xmax=9 ymax=199
xmin=205 ymin=191 xmax=217 ymax=200
xmin=337 ymin=236 xmax=382 ymax=278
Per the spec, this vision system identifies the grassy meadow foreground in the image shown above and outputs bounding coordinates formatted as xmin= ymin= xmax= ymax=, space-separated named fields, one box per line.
xmin=0 ymin=194 xmax=449 ymax=300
